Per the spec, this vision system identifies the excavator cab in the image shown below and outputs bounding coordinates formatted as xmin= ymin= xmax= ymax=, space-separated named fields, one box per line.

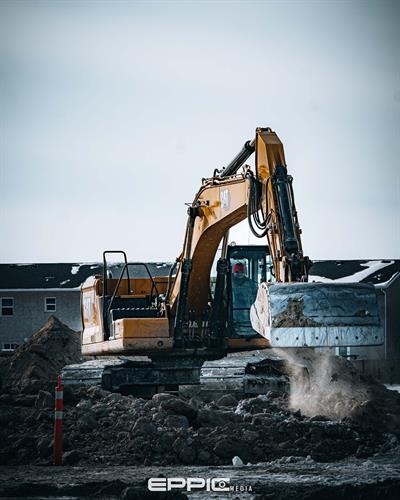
xmin=226 ymin=244 xmax=270 ymax=337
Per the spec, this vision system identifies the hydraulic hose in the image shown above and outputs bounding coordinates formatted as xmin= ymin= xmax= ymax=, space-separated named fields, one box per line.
xmin=246 ymin=171 xmax=271 ymax=238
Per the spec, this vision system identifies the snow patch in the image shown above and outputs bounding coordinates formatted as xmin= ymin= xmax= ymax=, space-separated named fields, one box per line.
xmin=71 ymin=265 xmax=81 ymax=275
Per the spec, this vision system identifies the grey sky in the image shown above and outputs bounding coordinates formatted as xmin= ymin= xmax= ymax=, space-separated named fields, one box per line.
xmin=1 ymin=0 xmax=399 ymax=263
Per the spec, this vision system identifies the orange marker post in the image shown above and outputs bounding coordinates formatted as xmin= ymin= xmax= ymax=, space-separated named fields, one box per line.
xmin=53 ymin=374 xmax=63 ymax=465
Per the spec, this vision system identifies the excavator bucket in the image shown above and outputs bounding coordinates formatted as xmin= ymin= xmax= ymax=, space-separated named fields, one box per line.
xmin=250 ymin=282 xmax=383 ymax=348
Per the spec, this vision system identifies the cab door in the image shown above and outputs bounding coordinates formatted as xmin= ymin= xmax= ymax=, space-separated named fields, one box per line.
xmin=227 ymin=245 xmax=273 ymax=337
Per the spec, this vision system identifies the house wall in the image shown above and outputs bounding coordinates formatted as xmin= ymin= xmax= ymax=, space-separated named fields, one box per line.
xmin=0 ymin=290 xmax=81 ymax=348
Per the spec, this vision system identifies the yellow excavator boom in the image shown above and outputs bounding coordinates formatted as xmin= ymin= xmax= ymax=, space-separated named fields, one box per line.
xmin=81 ymin=127 xmax=383 ymax=360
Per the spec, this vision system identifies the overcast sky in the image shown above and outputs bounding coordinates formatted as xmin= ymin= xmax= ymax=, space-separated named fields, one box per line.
xmin=1 ymin=0 xmax=399 ymax=264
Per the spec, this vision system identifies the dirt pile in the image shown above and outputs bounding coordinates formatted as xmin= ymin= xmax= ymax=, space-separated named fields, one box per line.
xmin=275 ymin=348 xmax=400 ymax=436
xmin=0 ymin=385 xmax=396 ymax=467
xmin=0 ymin=316 xmax=81 ymax=394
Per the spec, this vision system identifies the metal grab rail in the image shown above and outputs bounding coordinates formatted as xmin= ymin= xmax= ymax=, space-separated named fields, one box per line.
xmin=107 ymin=262 xmax=161 ymax=318
xmin=102 ymin=250 xmax=130 ymax=297
xmin=102 ymin=250 xmax=129 ymax=338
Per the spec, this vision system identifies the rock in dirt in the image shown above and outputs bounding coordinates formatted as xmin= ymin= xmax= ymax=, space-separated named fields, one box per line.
xmin=152 ymin=392 xmax=178 ymax=403
xmin=76 ymin=399 xmax=93 ymax=411
xmin=163 ymin=414 xmax=190 ymax=429
xmin=196 ymin=408 xmax=241 ymax=427
xmin=160 ymin=398 xmax=197 ymax=421
xmin=131 ymin=417 xmax=157 ymax=436
xmin=217 ymin=394 xmax=238 ymax=407
xmin=232 ymin=455 xmax=244 ymax=466
xmin=235 ymin=394 xmax=270 ymax=415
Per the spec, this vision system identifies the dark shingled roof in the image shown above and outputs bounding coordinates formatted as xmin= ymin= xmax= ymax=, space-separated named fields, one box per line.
xmin=0 ymin=262 xmax=173 ymax=290
xmin=1 ymin=259 xmax=398 ymax=290
xmin=309 ymin=260 xmax=400 ymax=286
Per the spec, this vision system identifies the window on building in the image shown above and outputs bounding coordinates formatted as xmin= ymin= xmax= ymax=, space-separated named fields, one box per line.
xmin=45 ymin=297 xmax=56 ymax=312
xmin=1 ymin=298 xmax=14 ymax=316
xmin=2 ymin=342 xmax=19 ymax=351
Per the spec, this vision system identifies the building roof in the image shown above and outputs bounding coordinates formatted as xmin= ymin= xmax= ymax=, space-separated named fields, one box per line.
xmin=1 ymin=259 xmax=399 ymax=291
xmin=309 ymin=260 xmax=400 ymax=287
xmin=0 ymin=262 xmax=173 ymax=290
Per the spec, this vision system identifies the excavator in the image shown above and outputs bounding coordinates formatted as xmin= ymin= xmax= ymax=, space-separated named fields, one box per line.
xmin=78 ymin=127 xmax=383 ymax=395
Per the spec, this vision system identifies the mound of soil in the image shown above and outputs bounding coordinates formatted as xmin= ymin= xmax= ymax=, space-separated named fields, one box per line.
xmin=0 ymin=316 xmax=81 ymax=394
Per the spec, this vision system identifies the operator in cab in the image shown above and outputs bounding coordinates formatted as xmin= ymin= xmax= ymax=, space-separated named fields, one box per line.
xmin=231 ymin=262 xmax=259 ymax=324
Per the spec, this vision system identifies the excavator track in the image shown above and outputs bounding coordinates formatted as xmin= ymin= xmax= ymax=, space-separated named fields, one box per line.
xmin=61 ymin=352 xmax=296 ymax=399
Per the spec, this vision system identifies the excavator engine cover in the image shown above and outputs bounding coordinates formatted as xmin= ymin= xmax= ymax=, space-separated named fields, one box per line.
xmin=250 ymin=282 xmax=383 ymax=347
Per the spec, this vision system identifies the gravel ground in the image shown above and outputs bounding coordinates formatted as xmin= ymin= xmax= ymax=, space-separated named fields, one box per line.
xmin=1 ymin=450 xmax=400 ymax=499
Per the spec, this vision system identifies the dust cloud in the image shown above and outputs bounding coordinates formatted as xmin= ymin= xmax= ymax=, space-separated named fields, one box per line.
xmin=273 ymin=348 xmax=371 ymax=420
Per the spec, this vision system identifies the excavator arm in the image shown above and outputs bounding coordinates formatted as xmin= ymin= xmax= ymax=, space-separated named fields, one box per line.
xmin=167 ymin=127 xmax=383 ymax=349
xmin=80 ymin=126 xmax=383 ymax=363
xmin=169 ymin=128 xmax=308 ymax=313
xmin=78 ymin=126 xmax=383 ymax=394
xmin=252 ymin=128 xmax=309 ymax=282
